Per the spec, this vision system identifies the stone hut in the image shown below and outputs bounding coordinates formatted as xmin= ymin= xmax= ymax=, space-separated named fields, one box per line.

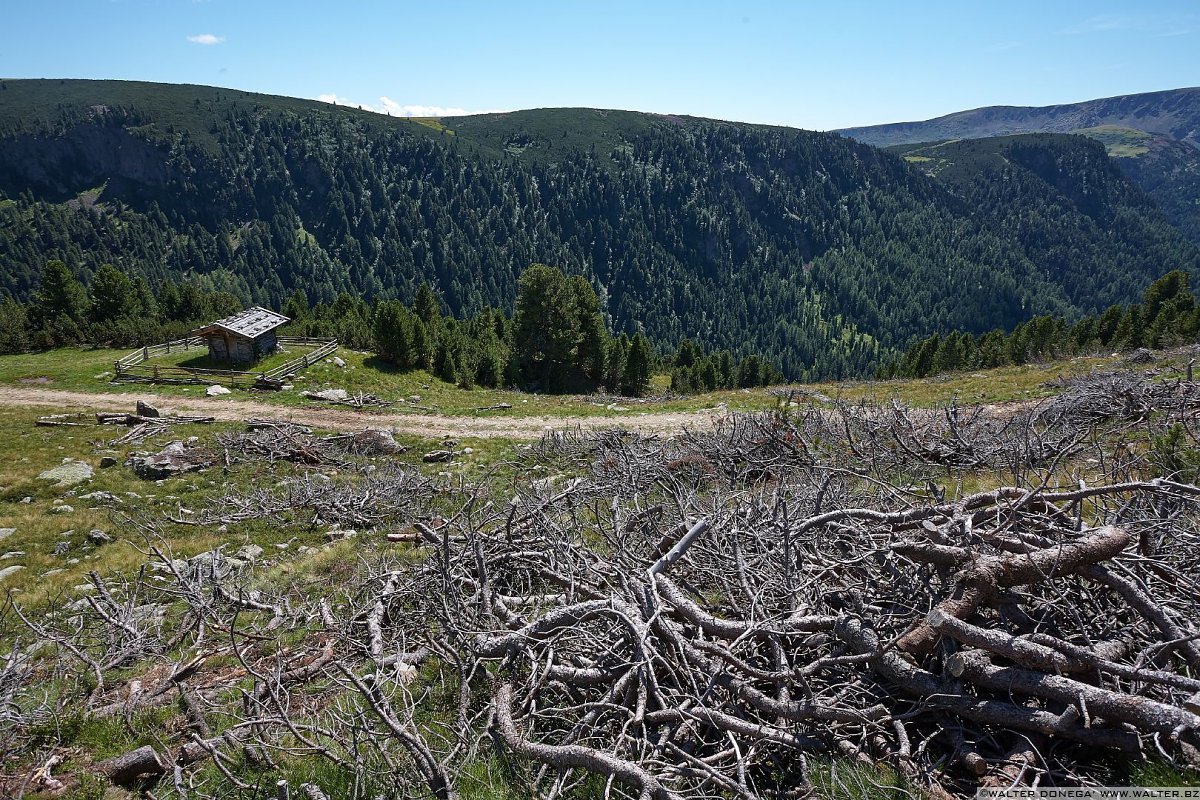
xmin=193 ymin=307 xmax=289 ymax=365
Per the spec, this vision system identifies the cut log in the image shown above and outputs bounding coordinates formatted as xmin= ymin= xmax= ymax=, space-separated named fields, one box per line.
xmin=96 ymin=745 xmax=166 ymax=786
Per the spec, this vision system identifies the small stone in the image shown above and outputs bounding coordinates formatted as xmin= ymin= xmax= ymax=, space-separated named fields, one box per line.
xmin=53 ymin=499 xmax=63 ymax=506
xmin=0 ymin=565 xmax=25 ymax=581
xmin=87 ymin=529 xmax=113 ymax=545
xmin=53 ymin=541 xmax=70 ymax=555
xmin=325 ymin=529 xmax=357 ymax=541
xmin=51 ymin=504 xmax=75 ymax=514
xmin=20 ymin=496 xmax=32 ymax=504
xmin=206 ymin=385 xmax=232 ymax=396
xmin=1 ymin=551 xmax=24 ymax=560
xmin=99 ymin=456 xmax=118 ymax=468
xmin=461 ymin=447 xmax=474 ymax=455
xmin=124 ymin=491 xmax=142 ymax=499
xmin=42 ymin=568 xmax=65 ymax=577
xmin=331 ymin=356 xmax=346 ymax=367
xmin=423 ymin=450 xmax=454 ymax=463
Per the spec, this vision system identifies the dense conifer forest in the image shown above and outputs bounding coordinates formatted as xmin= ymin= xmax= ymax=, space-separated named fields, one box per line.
xmin=1 ymin=79 xmax=1198 ymax=380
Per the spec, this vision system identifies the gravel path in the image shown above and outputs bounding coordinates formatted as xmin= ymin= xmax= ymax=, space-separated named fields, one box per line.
xmin=0 ymin=386 xmax=725 ymax=439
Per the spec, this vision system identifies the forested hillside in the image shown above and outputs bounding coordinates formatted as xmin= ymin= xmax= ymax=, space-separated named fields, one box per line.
xmin=1 ymin=79 xmax=1197 ymax=379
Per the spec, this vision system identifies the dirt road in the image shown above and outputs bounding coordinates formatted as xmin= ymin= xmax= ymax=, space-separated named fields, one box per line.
xmin=0 ymin=386 xmax=725 ymax=439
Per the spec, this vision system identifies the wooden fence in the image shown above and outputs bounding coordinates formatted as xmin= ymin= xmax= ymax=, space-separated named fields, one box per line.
xmin=113 ymin=336 xmax=338 ymax=389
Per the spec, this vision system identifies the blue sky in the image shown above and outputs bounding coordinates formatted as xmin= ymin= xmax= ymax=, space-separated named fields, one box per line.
xmin=2 ymin=1 xmax=1198 ymax=129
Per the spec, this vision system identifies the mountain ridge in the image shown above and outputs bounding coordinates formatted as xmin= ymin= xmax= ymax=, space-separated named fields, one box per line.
xmin=0 ymin=79 xmax=1197 ymax=380
xmin=836 ymin=87 xmax=1200 ymax=148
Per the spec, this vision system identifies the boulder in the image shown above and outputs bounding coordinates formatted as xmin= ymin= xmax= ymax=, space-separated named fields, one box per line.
xmin=131 ymin=441 xmax=212 ymax=480
xmin=345 ymin=428 xmax=406 ymax=455
xmin=87 ymin=529 xmax=113 ymax=545
xmin=99 ymin=456 xmax=118 ymax=469
xmin=136 ymin=400 xmax=160 ymax=418
xmin=234 ymin=544 xmax=264 ymax=562
xmin=1127 ymin=347 xmax=1154 ymax=364
xmin=188 ymin=550 xmax=247 ymax=581
xmin=206 ymin=385 xmax=232 ymax=396
xmin=331 ymin=356 xmax=346 ymax=368
xmin=37 ymin=460 xmax=94 ymax=487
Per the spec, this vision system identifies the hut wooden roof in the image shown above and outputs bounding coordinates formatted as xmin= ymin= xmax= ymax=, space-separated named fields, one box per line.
xmin=193 ymin=307 xmax=289 ymax=339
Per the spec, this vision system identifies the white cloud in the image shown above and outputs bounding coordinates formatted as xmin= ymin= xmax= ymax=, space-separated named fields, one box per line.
xmin=1063 ymin=13 xmax=1198 ymax=36
xmin=186 ymin=33 xmax=224 ymax=45
xmin=316 ymin=93 xmax=504 ymax=117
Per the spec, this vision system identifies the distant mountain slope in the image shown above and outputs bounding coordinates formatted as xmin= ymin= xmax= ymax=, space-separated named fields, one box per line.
xmin=0 ymin=79 xmax=1197 ymax=379
xmin=837 ymin=88 xmax=1200 ymax=149
xmin=838 ymin=88 xmax=1200 ymax=244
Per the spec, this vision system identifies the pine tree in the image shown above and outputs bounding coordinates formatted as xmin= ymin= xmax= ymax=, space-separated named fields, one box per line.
xmin=622 ymin=333 xmax=653 ymax=397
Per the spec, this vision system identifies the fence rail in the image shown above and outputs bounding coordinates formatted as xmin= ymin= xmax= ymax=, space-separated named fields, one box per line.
xmin=263 ymin=338 xmax=340 ymax=380
xmin=113 ymin=336 xmax=337 ymax=389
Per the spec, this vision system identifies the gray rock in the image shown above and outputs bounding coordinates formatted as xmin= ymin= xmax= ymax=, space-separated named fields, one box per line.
xmin=189 ymin=550 xmax=247 ymax=581
xmin=131 ymin=441 xmax=212 ymax=480
xmin=50 ymin=504 xmax=75 ymax=514
xmin=206 ymin=384 xmax=232 ymax=396
xmin=1 ymin=551 xmax=24 ymax=560
xmin=20 ymin=496 xmax=32 ymax=504
xmin=305 ymin=388 xmax=349 ymax=402
xmin=422 ymin=450 xmax=455 ymax=463
xmin=0 ymin=565 xmax=25 ymax=581
xmin=234 ymin=544 xmax=264 ymax=562
xmin=79 ymin=491 xmax=120 ymax=504
xmin=37 ymin=460 xmax=94 ymax=487
xmin=87 ymin=529 xmax=113 ymax=545
xmin=331 ymin=356 xmax=346 ymax=368
xmin=136 ymin=400 xmax=160 ymax=418
xmin=344 ymin=428 xmax=406 ymax=455
xmin=325 ymin=528 xmax=357 ymax=541
xmin=1127 ymin=347 xmax=1154 ymax=364
xmin=42 ymin=568 xmax=65 ymax=577
xmin=53 ymin=541 xmax=70 ymax=555
xmin=99 ymin=456 xmax=118 ymax=468
xmin=0 ymin=528 xmax=14 ymax=541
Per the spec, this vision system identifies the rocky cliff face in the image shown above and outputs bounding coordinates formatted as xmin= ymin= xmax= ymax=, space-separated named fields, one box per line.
xmin=0 ymin=122 xmax=173 ymax=203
